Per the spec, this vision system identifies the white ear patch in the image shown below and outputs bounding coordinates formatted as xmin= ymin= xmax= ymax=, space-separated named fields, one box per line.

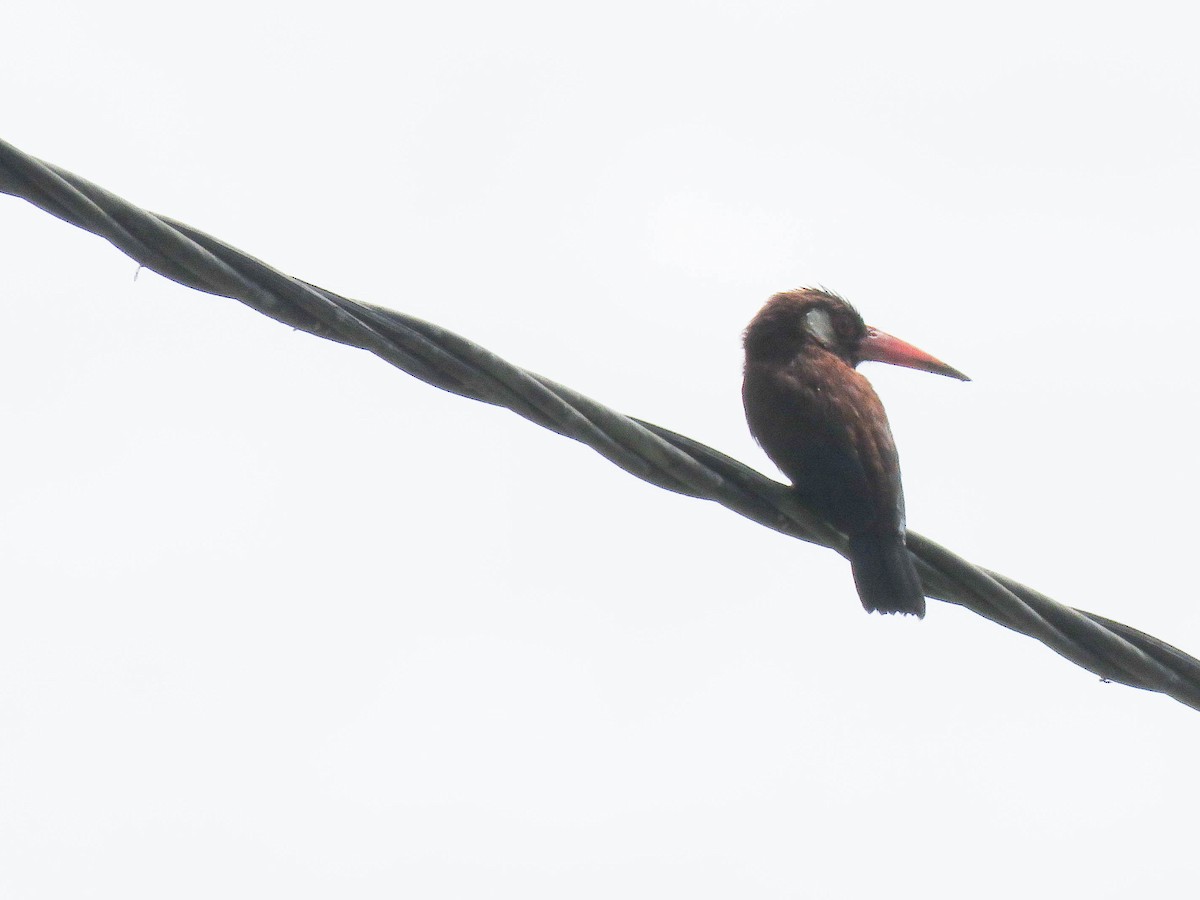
xmin=803 ymin=307 xmax=837 ymax=346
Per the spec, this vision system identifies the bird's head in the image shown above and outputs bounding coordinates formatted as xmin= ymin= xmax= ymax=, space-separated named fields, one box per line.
xmin=743 ymin=288 xmax=969 ymax=381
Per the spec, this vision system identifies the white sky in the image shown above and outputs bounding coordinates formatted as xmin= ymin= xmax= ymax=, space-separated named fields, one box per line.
xmin=3 ymin=2 xmax=1199 ymax=897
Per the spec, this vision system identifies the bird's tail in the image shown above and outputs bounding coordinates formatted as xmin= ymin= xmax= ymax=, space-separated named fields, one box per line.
xmin=847 ymin=531 xmax=926 ymax=617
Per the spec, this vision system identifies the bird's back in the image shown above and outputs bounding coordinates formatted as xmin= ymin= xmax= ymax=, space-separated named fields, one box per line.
xmin=743 ymin=346 xmax=904 ymax=535
xmin=743 ymin=346 xmax=925 ymax=616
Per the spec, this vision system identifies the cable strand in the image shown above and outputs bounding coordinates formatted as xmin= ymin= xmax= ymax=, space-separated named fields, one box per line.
xmin=3 ymin=136 xmax=1196 ymax=711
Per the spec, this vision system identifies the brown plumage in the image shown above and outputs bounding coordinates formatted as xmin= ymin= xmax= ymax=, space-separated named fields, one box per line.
xmin=742 ymin=289 xmax=968 ymax=617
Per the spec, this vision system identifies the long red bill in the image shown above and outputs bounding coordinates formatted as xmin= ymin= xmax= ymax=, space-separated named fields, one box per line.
xmin=859 ymin=327 xmax=970 ymax=381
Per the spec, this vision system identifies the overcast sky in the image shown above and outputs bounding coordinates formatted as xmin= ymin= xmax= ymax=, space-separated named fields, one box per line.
xmin=3 ymin=2 xmax=1199 ymax=897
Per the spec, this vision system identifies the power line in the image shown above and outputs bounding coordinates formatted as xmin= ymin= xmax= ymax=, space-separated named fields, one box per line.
xmin=3 ymin=136 xmax=1196 ymax=710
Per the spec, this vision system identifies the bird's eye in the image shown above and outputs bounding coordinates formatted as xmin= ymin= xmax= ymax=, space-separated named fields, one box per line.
xmin=803 ymin=308 xmax=837 ymax=347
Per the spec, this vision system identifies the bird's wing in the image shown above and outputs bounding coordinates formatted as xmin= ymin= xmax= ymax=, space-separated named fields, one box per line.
xmin=832 ymin=373 xmax=906 ymax=531
xmin=747 ymin=358 xmax=906 ymax=534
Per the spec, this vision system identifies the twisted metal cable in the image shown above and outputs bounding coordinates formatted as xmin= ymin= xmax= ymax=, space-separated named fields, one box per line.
xmin=3 ymin=135 xmax=1197 ymax=710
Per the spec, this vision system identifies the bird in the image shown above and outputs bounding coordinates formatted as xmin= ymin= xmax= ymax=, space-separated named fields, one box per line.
xmin=742 ymin=288 xmax=968 ymax=617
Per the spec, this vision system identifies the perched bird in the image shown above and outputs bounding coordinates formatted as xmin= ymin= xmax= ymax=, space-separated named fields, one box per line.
xmin=742 ymin=289 xmax=968 ymax=617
